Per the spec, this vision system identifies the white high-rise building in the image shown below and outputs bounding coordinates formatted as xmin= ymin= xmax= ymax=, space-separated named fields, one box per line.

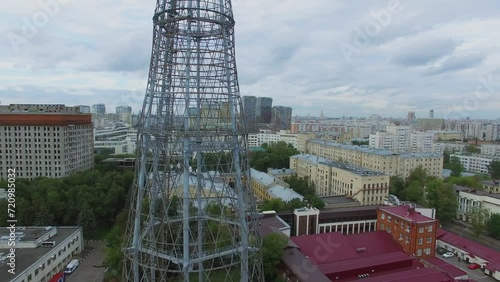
xmin=386 ymin=125 xmax=411 ymax=152
xmin=409 ymin=132 xmax=435 ymax=153
xmin=450 ymin=154 xmax=498 ymax=174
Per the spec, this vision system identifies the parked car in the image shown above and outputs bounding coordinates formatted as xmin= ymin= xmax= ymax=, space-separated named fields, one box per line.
xmin=64 ymin=259 xmax=80 ymax=274
xmin=442 ymin=252 xmax=454 ymax=258
xmin=468 ymin=263 xmax=481 ymax=270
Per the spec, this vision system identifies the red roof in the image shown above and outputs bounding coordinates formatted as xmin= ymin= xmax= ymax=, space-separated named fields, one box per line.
xmin=437 ymin=228 xmax=500 ymax=266
xmin=290 ymin=231 xmax=405 ymax=265
xmin=317 ymin=251 xmax=412 ymax=275
xmin=380 ymin=205 xmax=435 ymax=223
xmin=423 ymin=257 xmax=467 ymax=278
xmin=363 ymin=268 xmax=455 ymax=282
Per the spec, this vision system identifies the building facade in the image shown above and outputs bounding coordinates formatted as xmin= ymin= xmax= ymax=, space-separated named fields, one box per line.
xmin=290 ymin=154 xmax=390 ymax=205
xmin=0 ymin=104 xmax=94 ymax=180
xmin=247 ymin=130 xmax=298 ymax=148
xmin=271 ymin=106 xmax=292 ymax=130
xmin=91 ymin=103 xmax=106 ymax=115
xmin=255 ymin=97 xmax=272 ymax=124
xmin=450 ymin=153 xmax=497 ymax=174
xmin=455 ymin=185 xmax=500 ymax=221
xmin=241 ymin=96 xmax=257 ymax=133
xmin=306 ymin=140 xmax=443 ymax=178
xmin=377 ymin=205 xmax=439 ymax=258
xmin=116 ymin=105 xmax=132 ymax=125
xmin=76 ymin=105 xmax=91 ymax=113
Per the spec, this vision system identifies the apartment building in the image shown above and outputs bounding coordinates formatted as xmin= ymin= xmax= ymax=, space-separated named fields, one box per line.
xmin=409 ymin=132 xmax=434 ymax=153
xmin=290 ymin=121 xmax=320 ymax=133
xmin=450 ymin=153 xmax=497 ymax=174
xmin=0 ymin=104 xmax=94 ymax=180
xmin=377 ymin=205 xmax=439 ymax=258
xmin=306 ymin=140 xmax=443 ymax=178
xmin=290 ymin=154 xmax=389 ymax=205
xmin=481 ymin=144 xmax=500 ymax=156
xmin=247 ymin=130 xmax=298 ymax=148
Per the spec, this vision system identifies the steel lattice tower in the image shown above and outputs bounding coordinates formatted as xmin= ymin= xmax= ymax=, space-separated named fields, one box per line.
xmin=122 ymin=0 xmax=264 ymax=281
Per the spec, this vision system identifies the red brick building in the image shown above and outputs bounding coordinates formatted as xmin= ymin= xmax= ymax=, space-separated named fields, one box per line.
xmin=377 ymin=205 xmax=439 ymax=258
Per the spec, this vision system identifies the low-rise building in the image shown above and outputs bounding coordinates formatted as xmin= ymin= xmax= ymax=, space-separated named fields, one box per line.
xmin=290 ymin=154 xmax=389 ymax=205
xmin=266 ymin=168 xmax=295 ymax=180
xmin=377 ymin=205 xmax=439 ymax=258
xmin=0 ymin=226 xmax=83 ymax=282
xmin=250 ymin=168 xmax=303 ymax=202
xmin=450 ymin=153 xmax=498 ymax=174
xmin=247 ymin=130 xmax=298 ymax=148
xmin=455 ymin=185 xmax=500 ymax=221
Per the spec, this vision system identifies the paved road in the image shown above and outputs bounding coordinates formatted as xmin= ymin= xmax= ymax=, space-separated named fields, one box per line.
xmin=66 ymin=241 xmax=106 ymax=282
xmin=441 ymin=255 xmax=496 ymax=281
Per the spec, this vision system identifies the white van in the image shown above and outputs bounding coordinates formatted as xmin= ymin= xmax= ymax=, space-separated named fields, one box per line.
xmin=64 ymin=259 xmax=80 ymax=274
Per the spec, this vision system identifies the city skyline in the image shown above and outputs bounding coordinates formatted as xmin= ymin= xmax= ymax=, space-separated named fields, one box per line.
xmin=1 ymin=1 xmax=500 ymax=119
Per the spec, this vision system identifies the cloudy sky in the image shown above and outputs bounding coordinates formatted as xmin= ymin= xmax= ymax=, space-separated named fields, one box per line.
xmin=1 ymin=0 xmax=500 ymax=119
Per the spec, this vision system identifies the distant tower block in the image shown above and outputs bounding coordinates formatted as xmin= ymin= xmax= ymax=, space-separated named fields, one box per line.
xmin=429 ymin=110 xmax=434 ymax=119
xmin=122 ymin=1 xmax=264 ymax=281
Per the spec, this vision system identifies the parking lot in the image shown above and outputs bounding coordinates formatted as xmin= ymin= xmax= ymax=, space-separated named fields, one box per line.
xmin=66 ymin=241 xmax=106 ymax=282
xmin=437 ymin=251 xmax=497 ymax=282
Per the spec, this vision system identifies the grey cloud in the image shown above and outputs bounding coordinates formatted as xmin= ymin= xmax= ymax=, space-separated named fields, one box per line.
xmin=390 ymin=38 xmax=457 ymax=66
xmin=422 ymin=53 xmax=486 ymax=76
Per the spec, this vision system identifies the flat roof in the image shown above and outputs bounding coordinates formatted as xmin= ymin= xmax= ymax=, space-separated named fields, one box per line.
xmin=259 ymin=215 xmax=291 ymax=237
xmin=437 ymin=228 xmax=500 ymax=267
xmin=363 ymin=267 xmax=455 ymax=282
xmin=309 ymin=140 xmax=397 ymax=156
xmin=320 ymin=196 xmax=357 ymax=205
xmin=0 ymin=227 xmax=81 ymax=282
xmin=268 ymin=168 xmax=295 ymax=175
xmin=250 ymin=168 xmax=278 ymax=186
xmin=291 ymin=154 xmax=386 ymax=176
xmin=267 ymin=185 xmax=304 ymax=202
xmin=454 ymin=185 xmax=500 ymax=200
xmin=423 ymin=257 xmax=467 ymax=278
xmin=380 ymin=205 xmax=435 ymax=223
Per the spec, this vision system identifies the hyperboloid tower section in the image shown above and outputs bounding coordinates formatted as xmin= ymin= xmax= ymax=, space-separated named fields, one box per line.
xmin=122 ymin=0 xmax=264 ymax=281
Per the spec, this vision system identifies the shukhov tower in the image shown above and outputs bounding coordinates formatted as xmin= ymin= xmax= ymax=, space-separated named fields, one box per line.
xmin=122 ymin=0 xmax=264 ymax=281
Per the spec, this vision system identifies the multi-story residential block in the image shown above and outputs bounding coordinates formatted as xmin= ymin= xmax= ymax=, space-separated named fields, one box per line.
xmin=271 ymin=106 xmax=292 ymax=131
xmin=116 ymin=105 xmax=132 ymax=125
xmin=76 ymin=105 xmax=91 ymax=113
xmin=0 ymin=104 xmax=94 ymax=180
xmin=409 ymin=132 xmax=434 ymax=153
xmin=433 ymin=142 xmax=466 ymax=154
xmin=247 ymin=130 xmax=298 ymax=148
xmin=455 ymin=185 xmax=500 ymax=221
xmin=386 ymin=125 xmax=411 ymax=152
xmin=450 ymin=153 xmax=498 ymax=174
xmin=290 ymin=154 xmax=390 ymax=205
xmin=290 ymin=121 xmax=320 ymax=133
xmin=416 ymin=118 xmax=445 ymax=130
xmin=250 ymin=168 xmax=303 ymax=202
xmin=377 ymin=205 xmax=439 ymax=258
xmin=481 ymin=144 xmax=500 ymax=156
xmin=369 ymin=131 xmax=394 ymax=150
xmin=306 ymin=140 xmax=443 ymax=178
xmin=0 ymin=226 xmax=83 ymax=282
xmin=435 ymin=131 xmax=462 ymax=141
xmin=91 ymin=103 xmax=106 ymax=115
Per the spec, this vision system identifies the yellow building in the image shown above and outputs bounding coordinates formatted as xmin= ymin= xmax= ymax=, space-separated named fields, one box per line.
xmin=436 ymin=131 xmax=462 ymax=141
xmin=305 ymin=140 xmax=443 ymax=178
xmin=290 ymin=154 xmax=390 ymax=206
xmin=249 ymin=168 xmax=304 ymax=202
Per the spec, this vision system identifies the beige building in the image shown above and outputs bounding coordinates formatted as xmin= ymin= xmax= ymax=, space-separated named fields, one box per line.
xmin=305 ymin=140 xmax=443 ymax=178
xmin=0 ymin=104 xmax=94 ymax=180
xmin=290 ymin=154 xmax=389 ymax=206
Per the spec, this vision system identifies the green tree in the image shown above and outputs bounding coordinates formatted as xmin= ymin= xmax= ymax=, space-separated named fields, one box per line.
xmin=250 ymin=141 xmax=299 ymax=171
xmin=77 ymin=202 xmax=97 ymax=241
xmin=407 ymin=165 xmax=428 ymax=188
xmin=449 ymin=156 xmax=464 ymax=177
xmin=469 ymin=207 xmax=490 ymax=237
xmin=389 ymin=176 xmax=406 ymax=198
xmin=261 ymin=198 xmax=285 ymax=211
xmin=443 ymin=148 xmax=451 ymax=165
xmin=403 ymin=181 xmax=424 ymax=204
xmin=465 ymin=145 xmax=481 ymax=154
xmin=487 ymin=213 xmax=500 ymax=238
xmin=304 ymin=194 xmax=325 ymax=209
xmin=262 ymin=232 xmax=288 ymax=281
xmin=425 ymin=179 xmax=457 ymax=222
xmin=487 ymin=160 xmax=500 ymax=180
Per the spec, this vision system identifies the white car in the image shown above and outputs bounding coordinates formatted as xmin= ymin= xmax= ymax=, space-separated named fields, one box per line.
xmin=442 ymin=252 xmax=454 ymax=258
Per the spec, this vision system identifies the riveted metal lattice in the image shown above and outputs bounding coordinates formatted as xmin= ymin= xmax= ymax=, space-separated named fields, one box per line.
xmin=122 ymin=1 xmax=264 ymax=281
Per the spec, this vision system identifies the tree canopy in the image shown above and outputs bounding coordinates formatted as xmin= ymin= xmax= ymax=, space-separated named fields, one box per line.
xmin=469 ymin=207 xmax=490 ymax=237
xmin=487 ymin=213 xmax=500 ymax=239
xmin=262 ymin=232 xmax=288 ymax=281
xmin=449 ymin=156 xmax=464 ymax=177
xmin=249 ymin=141 xmax=299 ymax=171
xmin=487 ymin=160 xmax=500 ymax=180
